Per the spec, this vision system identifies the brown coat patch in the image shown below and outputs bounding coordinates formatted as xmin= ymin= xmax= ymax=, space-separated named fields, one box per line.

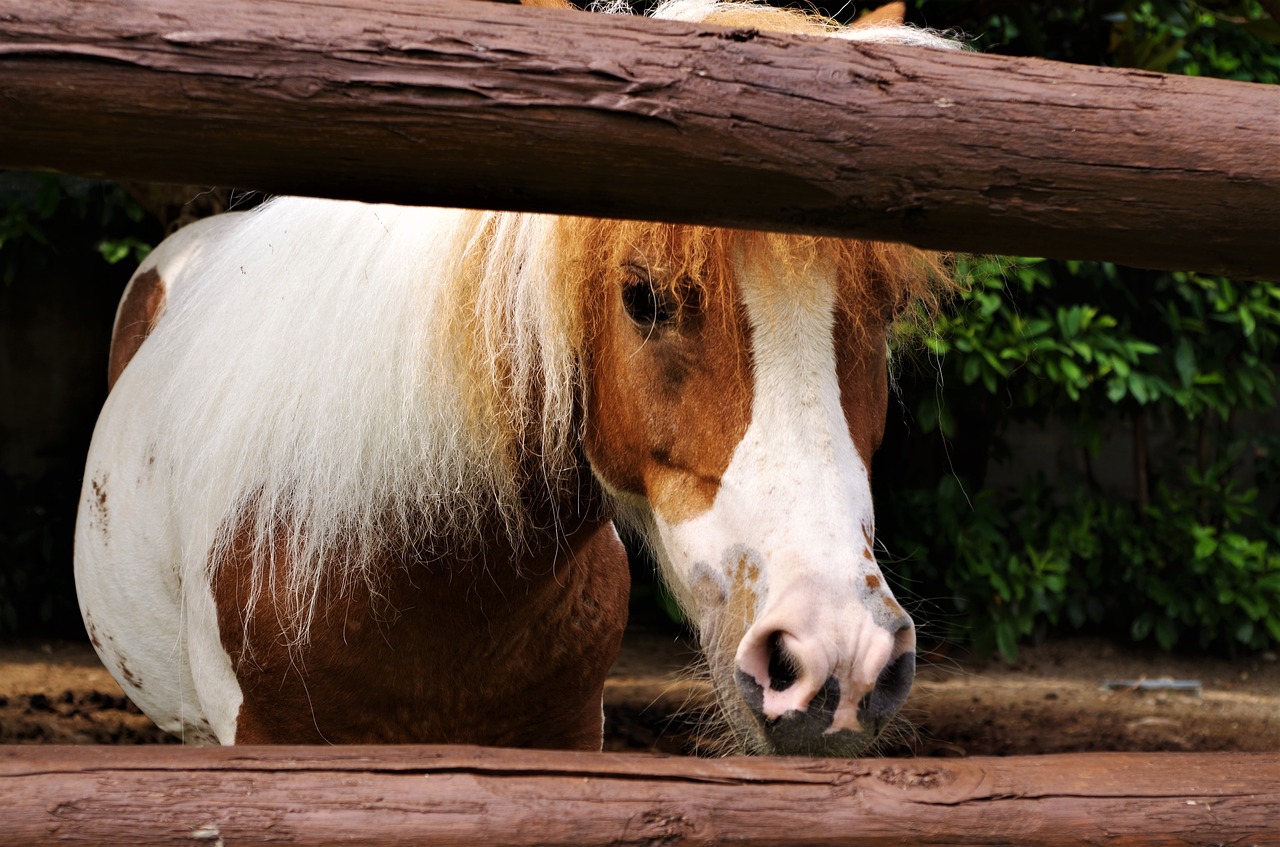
xmin=834 ymin=309 xmax=890 ymax=472
xmin=108 ymin=268 xmax=166 ymax=390
xmin=214 ymin=486 xmax=630 ymax=749
xmin=583 ymin=240 xmax=754 ymax=524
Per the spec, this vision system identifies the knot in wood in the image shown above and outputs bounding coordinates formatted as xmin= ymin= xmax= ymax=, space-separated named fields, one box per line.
xmin=620 ymin=806 xmax=698 ymax=846
xmin=875 ymin=764 xmax=956 ymax=790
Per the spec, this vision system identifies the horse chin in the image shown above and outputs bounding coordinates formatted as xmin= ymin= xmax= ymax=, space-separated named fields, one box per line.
xmin=749 ymin=726 xmax=882 ymax=759
xmin=720 ymin=671 xmax=886 ymax=758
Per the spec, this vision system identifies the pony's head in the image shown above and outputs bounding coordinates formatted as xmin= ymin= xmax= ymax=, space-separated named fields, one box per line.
xmin=553 ymin=0 xmax=955 ymax=758
xmin=558 ymin=219 xmax=945 ymax=755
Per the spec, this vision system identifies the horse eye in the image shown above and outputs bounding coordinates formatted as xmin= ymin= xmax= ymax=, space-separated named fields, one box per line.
xmin=621 ymin=272 xmax=677 ymax=329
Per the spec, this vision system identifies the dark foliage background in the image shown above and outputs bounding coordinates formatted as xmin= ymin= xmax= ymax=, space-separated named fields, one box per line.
xmin=1 ymin=0 xmax=1277 ymax=658
xmin=875 ymin=0 xmax=1280 ymax=658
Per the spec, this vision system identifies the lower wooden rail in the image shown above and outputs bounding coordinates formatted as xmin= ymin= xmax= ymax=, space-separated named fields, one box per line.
xmin=2 ymin=746 xmax=1277 ymax=846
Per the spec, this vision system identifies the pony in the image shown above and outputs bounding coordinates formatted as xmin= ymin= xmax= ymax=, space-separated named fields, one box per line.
xmin=74 ymin=0 xmax=956 ymax=755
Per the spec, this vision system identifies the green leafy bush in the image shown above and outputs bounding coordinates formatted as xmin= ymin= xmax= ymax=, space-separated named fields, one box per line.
xmin=881 ymin=253 xmax=1280 ymax=659
xmin=870 ymin=0 xmax=1280 ymax=660
xmin=1124 ymin=459 xmax=1280 ymax=651
xmin=885 ymin=467 xmax=1280 ymax=659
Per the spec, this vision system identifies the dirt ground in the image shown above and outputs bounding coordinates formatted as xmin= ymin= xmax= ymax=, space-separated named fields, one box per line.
xmin=2 ymin=627 xmax=1277 ymax=755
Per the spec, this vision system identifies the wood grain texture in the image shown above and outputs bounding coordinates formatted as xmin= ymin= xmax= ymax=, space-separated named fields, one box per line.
xmin=1 ymin=0 xmax=1278 ymax=277
xmin=2 ymin=746 xmax=1277 ymax=845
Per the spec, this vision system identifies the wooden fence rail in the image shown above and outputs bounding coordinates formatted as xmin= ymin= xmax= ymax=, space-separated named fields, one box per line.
xmin=2 ymin=746 xmax=1278 ymax=846
xmin=1 ymin=0 xmax=1279 ymax=278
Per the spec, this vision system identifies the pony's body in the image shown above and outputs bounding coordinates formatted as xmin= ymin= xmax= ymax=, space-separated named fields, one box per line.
xmin=76 ymin=0 xmax=954 ymax=753
xmin=77 ymin=204 xmax=633 ymax=746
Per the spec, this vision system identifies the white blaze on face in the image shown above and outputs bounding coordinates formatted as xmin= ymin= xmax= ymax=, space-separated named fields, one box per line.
xmin=653 ymin=257 xmax=913 ymax=733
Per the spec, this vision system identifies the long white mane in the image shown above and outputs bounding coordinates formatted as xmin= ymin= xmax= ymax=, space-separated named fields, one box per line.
xmin=134 ymin=0 xmax=957 ymax=641
xmin=142 ymin=201 xmax=583 ymax=636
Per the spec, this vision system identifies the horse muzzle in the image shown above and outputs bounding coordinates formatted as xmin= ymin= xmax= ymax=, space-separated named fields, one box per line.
xmin=730 ymin=613 xmax=917 ymax=756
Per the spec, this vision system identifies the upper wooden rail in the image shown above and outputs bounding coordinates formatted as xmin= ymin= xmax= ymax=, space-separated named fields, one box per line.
xmin=1 ymin=0 xmax=1277 ymax=277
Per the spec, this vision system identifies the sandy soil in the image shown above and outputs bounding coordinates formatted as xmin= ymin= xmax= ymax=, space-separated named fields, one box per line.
xmin=2 ymin=628 xmax=1277 ymax=755
xmin=603 ymin=629 xmax=1280 ymax=756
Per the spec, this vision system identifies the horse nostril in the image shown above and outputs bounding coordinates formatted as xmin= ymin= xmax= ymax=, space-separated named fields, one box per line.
xmin=765 ymin=631 xmax=798 ymax=692
xmin=862 ymin=651 xmax=916 ymax=726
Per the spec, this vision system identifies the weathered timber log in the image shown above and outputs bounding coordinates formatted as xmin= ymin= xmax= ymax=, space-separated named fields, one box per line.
xmin=1 ymin=0 xmax=1278 ymax=278
xmin=2 ymin=746 xmax=1278 ymax=846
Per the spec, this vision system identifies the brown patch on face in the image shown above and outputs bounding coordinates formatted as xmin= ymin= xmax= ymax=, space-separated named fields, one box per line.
xmin=108 ymin=268 xmax=167 ymax=391
xmin=883 ymin=595 xmax=904 ymax=616
xmin=829 ymin=239 xmax=949 ymax=472
xmin=582 ymin=229 xmax=754 ymax=524
xmin=689 ymin=565 xmax=728 ymax=612
xmin=212 ymin=485 xmax=631 ymax=748
xmin=835 ymin=307 xmax=891 ymax=473
xmin=865 ymin=573 xmax=881 ymax=590
xmin=696 ymin=548 xmax=764 ymax=670
xmin=726 ymin=552 xmax=761 ymax=635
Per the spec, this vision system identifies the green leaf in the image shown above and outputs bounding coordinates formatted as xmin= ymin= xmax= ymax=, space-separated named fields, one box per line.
xmin=1058 ymin=307 xmax=1083 ymax=339
xmin=1128 ymin=373 xmax=1151 ymax=404
xmin=1024 ymin=318 xmax=1052 ymax=337
xmin=1060 ymin=358 xmax=1084 ymax=383
xmin=1174 ymin=338 xmax=1196 ymax=388
xmin=1240 ymin=305 xmax=1258 ymax=336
